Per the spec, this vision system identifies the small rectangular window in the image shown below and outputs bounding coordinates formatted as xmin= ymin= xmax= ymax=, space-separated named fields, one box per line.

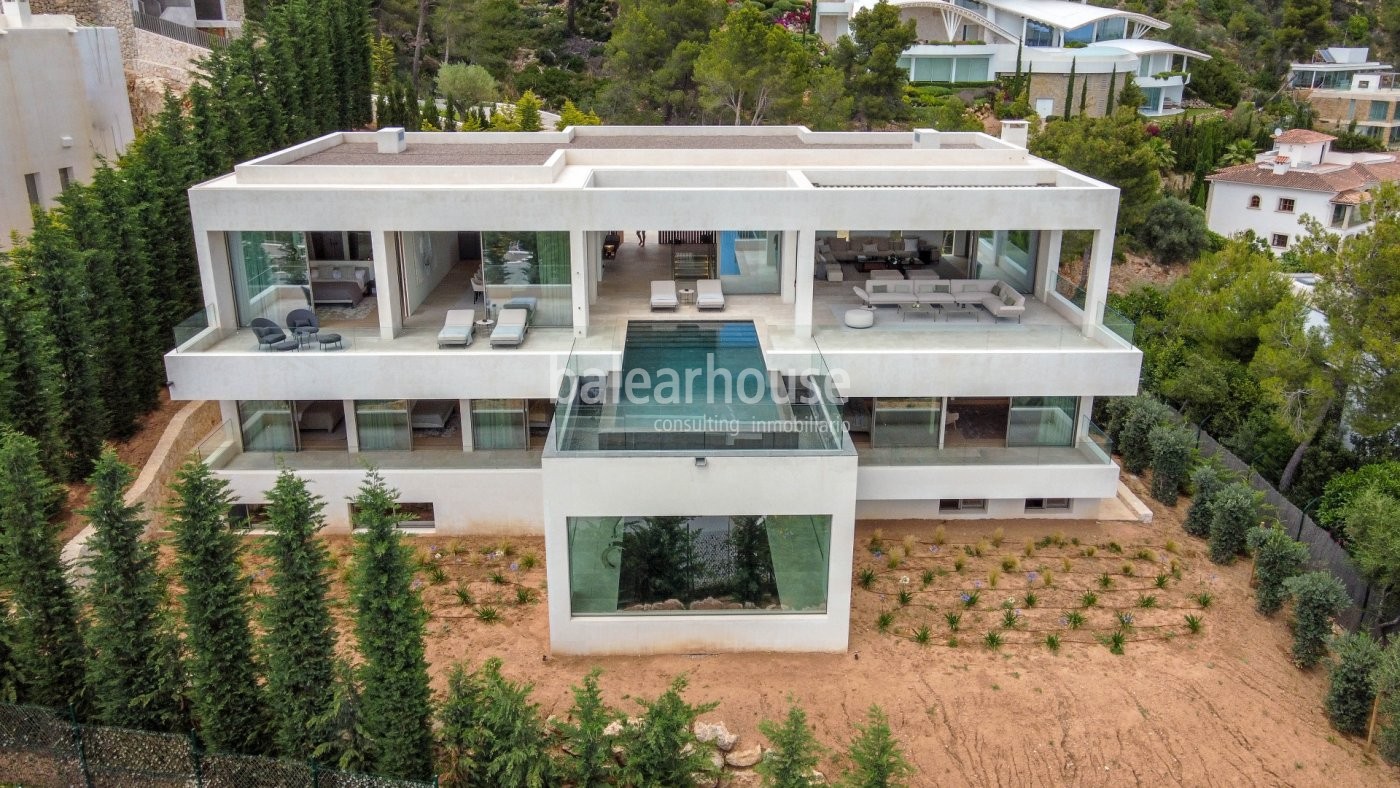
xmin=1271 ymin=233 xmax=1289 ymax=248
xmin=1025 ymin=498 xmax=1072 ymax=512
xmin=939 ymin=499 xmax=988 ymax=513
xmin=350 ymin=501 xmax=435 ymax=530
xmin=24 ymin=173 xmax=40 ymax=206
xmin=229 ymin=503 xmax=271 ymax=528
xmin=58 ymin=167 xmax=74 ymax=191
xmin=1277 ymin=198 xmax=1296 ymax=213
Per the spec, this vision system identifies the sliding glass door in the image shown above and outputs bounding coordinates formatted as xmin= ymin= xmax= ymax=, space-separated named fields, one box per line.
xmin=471 ymin=399 xmax=528 ymax=449
xmin=355 ymin=400 xmax=411 ymax=451
xmin=238 ymin=400 xmax=297 ymax=452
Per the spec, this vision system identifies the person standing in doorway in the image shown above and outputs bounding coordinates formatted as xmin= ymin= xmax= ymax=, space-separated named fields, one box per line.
xmin=636 ymin=230 xmax=647 ymax=247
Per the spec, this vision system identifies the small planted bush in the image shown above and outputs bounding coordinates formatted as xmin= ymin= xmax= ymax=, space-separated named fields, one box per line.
xmin=1063 ymin=611 xmax=1086 ymax=629
xmin=1001 ymin=556 xmax=1019 ymax=572
xmin=1079 ymin=591 xmax=1098 ymax=608
xmin=1097 ymin=573 xmax=1114 ymax=590
xmin=921 ymin=569 xmax=935 ymax=587
xmin=1102 ymin=630 xmax=1126 ymax=655
xmin=1148 ymin=423 xmax=1195 ymax=505
xmin=983 ymin=631 xmax=1004 ymax=650
xmin=960 ymin=590 xmax=980 ymax=608
xmin=897 ymin=589 xmax=914 ymax=607
xmin=1136 ymin=595 xmax=1157 ymax=609
xmin=1023 ymin=591 xmax=1038 ymax=608
xmin=876 ymin=610 xmax=896 ymax=632
xmin=857 ymin=567 xmax=877 ymax=590
xmin=1246 ymin=525 xmax=1309 ymax=616
xmin=454 ymin=584 xmax=474 ymax=606
xmin=1118 ymin=395 xmax=1173 ymax=475
xmin=1044 ymin=634 xmax=1061 ymax=654
xmin=1194 ymin=591 xmax=1213 ymax=609
xmin=1184 ymin=613 xmax=1203 ymax=634
xmin=1184 ymin=465 xmax=1230 ymax=538
xmin=990 ymin=527 xmax=1005 ymax=548
xmin=1324 ymin=632 xmax=1382 ymax=736
xmin=944 ymin=612 xmax=961 ymax=632
xmin=1154 ymin=573 xmax=1169 ymax=589
xmin=1000 ymin=608 xmax=1020 ymax=629
xmin=932 ymin=525 xmax=947 ymax=545
xmin=912 ymin=625 xmax=932 ymax=645
xmin=1283 ymin=572 xmax=1351 ymax=668
xmin=475 ymin=605 xmax=501 ymax=623
xmin=1208 ymin=482 xmax=1261 ymax=565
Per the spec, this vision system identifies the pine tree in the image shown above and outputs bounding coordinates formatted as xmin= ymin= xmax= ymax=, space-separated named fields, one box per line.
xmin=554 ymin=668 xmax=618 ymax=787
xmin=421 ymin=96 xmax=441 ymax=130
xmin=9 ymin=210 xmax=108 ymax=480
xmin=618 ymin=674 xmax=719 ymax=786
xmin=841 ymin=705 xmax=913 ymax=788
xmin=260 ymin=469 xmax=339 ymax=760
xmin=0 ymin=430 xmax=86 ymax=710
xmin=349 ymin=470 xmax=433 ymax=779
xmin=438 ymin=658 xmax=556 ymax=787
xmin=516 ymin=90 xmax=544 ymax=132
xmin=168 ymin=460 xmax=271 ymax=755
xmin=81 ymin=449 xmax=186 ymax=732
xmin=757 ymin=700 xmax=825 ymax=788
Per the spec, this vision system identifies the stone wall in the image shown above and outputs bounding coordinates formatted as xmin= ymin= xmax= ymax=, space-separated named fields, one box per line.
xmin=30 ymin=0 xmax=134 ymax=61
xmin=1308 ymin=93 xmax=1400 ymax=132
xmin=1028 ymin=72 xmax=1125 ymax=119
xmin=129 ymin=27 xmax=206 ymax=127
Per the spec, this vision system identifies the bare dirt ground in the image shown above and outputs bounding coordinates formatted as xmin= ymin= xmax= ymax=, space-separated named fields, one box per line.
xmin=218 ymin=475 xmax=1392 ymax=786
xmin=55 ymin=389 xmax=183 ymax=543
xmin=1111 ymin=251 xmax=1183 ymax=296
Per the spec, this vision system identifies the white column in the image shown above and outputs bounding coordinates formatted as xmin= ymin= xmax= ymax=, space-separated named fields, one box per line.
xmin=343 ymin=400 xmax=360 ymax=452
xmin=794 ymin=230 xmax=816 ymax=336
xmin=219 ymin=401 xmax=242 ymax=450
xmin=570 ymin=230 xmax=589 ymax=337
xmin=587 ymin=232 xmax=600 ymax=305
xmin=1080 ymin=229 xmax=1113 ymax=335
xmin=460 ymin=399 xmax=474 ymax=451
xmin=370 ymin=230 xmax=403 ymax=340
xmin=780 ymin=230 xmax=798 ymax=304
xmin=1037 ymin=230 xmax=1062 ymax=302
xmin=1077 ymin=396 xmax=1094 ymax=442
xmin=199 ymin=230 xmax=238 ymax=334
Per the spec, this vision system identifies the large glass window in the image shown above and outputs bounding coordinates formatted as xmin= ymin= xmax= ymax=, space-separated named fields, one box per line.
xmin=471 ymin=399 xmax=528 ymax=450
xmin=238 ymin=400 xmax=296 ymax=452
xmin=355 ymin=400 xmax=411 ymax=451
xmin=1096 ymin=17 xmax=1126 ymax=41
xmin=872 ymin=398 xmax=942 ymax=448
xmin=1007 ymin=396 xmax=1078 ymax=447
xmin=480 ymin=231 xmax=571 ymax=327
xmin=913 ymin=57 xmax=953 ymax=82
xmin=973 ymin=229 xmax=1039 ymax=293
xmin=1370 ymin=101 xmax=1389 ymax=121
xmin=1025 ymin=20 xmax=1055 ymax=47
xmin=566 ymin=515 xmax=832 ymax=615
xmin=953 ymin=57 xmax=990 ymax=83
xmin=227 ymin=231 xmax=310 ymax=327
xmin=719 ymin=231 xmax=781 ymax=294
xmin=1064 ymin=24 xmax=1094 ymax=45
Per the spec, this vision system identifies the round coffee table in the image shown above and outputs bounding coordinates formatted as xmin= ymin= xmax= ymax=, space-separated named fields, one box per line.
xmin=679 ymin=288 xmax=696 ymax=305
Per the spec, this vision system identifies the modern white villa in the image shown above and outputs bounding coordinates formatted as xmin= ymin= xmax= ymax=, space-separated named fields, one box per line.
xmin=816 ymin=0 xmax=1208 ymax=117
xmin=166 ymin=124 xmax=1140 ymax=654
xmin=1205 ymin=129 xmax=1400 ymax=253
xmin=1288 ymin=47 xmax=1400 ymax=146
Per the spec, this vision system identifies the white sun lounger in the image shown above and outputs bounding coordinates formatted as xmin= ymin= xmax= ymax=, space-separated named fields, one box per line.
xmin=696 ymin=279 xmax=725 ymax=310
xmin=651 ymin=280 xmax=679 ymax=310
xmin=436 ymin=309 xmax=475 ymax=347
xmin=489 ymin=307 xmax=530 ymax=347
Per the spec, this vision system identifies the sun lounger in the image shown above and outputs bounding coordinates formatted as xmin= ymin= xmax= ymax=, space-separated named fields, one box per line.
xmin=651 ymin=280 xmax=678 ymax=310
xmin=437 ymin=309 xmax=475 ymax=347
xmin=490 ymin=307 xmax=530 ymax=347
xmin=696 ymin=279 xmax=725 ymax=310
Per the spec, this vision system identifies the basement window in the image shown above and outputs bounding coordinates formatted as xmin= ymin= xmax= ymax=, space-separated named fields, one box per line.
xmin=351 ymin=501 xmax=436 ymax=531
xmin=1025 ymin=498 xmax=1072 ymax=512
xmin=939 ymin=499 xmax=988 ymax=513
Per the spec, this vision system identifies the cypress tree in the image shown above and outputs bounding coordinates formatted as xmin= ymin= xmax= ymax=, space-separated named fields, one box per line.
xmin=442 ymin=98 xmax=457 ymax=131
xmin=375 ymin=91 xmax=390 ymax=129
xmin=127 ymin=94 xmax=199 ymax=332
xmin=81 ymin=449 xmax=186 ymax=731
xmin=168 ymin=460 xmax=271 ymax=755
xmin=756 ymin=701 xmax=825 ymax=788
xmin=260 ymin=468 xmax=339 ymax=760
xmin=1078 ymin=77 xmax=1088 ymax=117
xmin=422 ymin=96 xmax=441 ymax=130
xmin=0 ymin=261 xmax=70 ymax=476
xmin=0 ymin=430 xmax=86 ymax=711
xmin=1105 ymin=66 xmax=1117 ymax=114
xmin=438 ymin=658 xmax=556 ymax=786
xmin=1063 ymin=58 xmax=1076 ymax=121
xmin=405 ymin=80 xmax=422 ymax=130
xmin=842 ymin=705 xmax=914 ymax=787
xmin=349 ymin=470 xmax=433 ymax=779
xmin=516 ymin=90 xmax=543 ymax=132
xmin=10 ymin=209 xmax=108 ymax=480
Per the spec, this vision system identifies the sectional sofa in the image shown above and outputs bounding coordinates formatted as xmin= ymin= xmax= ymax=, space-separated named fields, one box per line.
xmin=852 ymin=278 xmax=1027 ymax=322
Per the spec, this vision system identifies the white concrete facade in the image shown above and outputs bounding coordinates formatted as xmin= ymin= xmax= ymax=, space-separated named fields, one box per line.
xmin=167 ymin=125 xmax=1138 ymax=653
xmin=0 ymin=1 xmax=134 ymax=248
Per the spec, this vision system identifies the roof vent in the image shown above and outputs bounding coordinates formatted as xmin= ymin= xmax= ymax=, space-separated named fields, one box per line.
xmin=376 ymin=127 xmax=407 ymax=154
xmin=1273 ymin=155 xmax=1289 ymax=175
xmin=913 ymin=129 xmax=942 ymax=149
xmin=999 ymin=119 xmax=1029 ymax=149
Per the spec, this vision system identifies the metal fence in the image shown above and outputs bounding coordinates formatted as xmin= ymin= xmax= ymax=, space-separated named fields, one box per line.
xmin=0 ymin=703 xmax=437 ymax=788
xmin=1191 ymin=426 xmax=1392 ymax=636
xmin=132 ymin=10 xmax=226 ymax=50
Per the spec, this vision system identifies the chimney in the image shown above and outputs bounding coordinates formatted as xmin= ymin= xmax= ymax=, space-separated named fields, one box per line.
xmin=376 ymin=127 xmax=407 ymax=154
xmin=1272 ymin=155 xmax=1289 ymax=175
xmin=912 ymin=129 xmax=942 ymax=149
xmin=999 ymin=120 xmax=1029 ymax=149
xmin=2 ymin=0 xmax=32 ymax=26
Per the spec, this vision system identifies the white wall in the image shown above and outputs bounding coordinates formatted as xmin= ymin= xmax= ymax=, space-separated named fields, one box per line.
xmin=857 ymin=461 xmax=1121 ymax=503
xmin=542 ymin=452 xmax=859 ymax=654
xmin=1206 ymin=181 xmax=1353 ymax=252
xmin=402 ymin=231 xmax=459 ymax=314
xmin=0 ymin=19 xmax=133 ymax=248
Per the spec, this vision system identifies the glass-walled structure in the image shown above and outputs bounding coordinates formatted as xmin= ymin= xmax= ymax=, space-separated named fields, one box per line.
xmin=228 ymin=231 xmax=310 ymax=326
xmin=567 ymin=515 xmax=832 ymax=614
xmin=974 ymin=229 xmax=1040 ymax=292
xmin=481 ymin=231 xmax=571 ymax=327
xmin=718 ymin=231 xmax=782 ymax=294
xmin=860 ymin=396 xmax=1082 ymax=452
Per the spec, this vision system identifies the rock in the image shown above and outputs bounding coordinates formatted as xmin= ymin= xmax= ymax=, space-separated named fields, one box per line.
xmin=690 ymin=596 xmax=726 ymax=610
xmin=691 ymin=771 xmax=720 ymax=788
xmin=725 ymin=744 xmax=763 ymax=768
xmin=709 ymin=751 xmax=726 ymax=771
xmin=604 ymin=720 xmax=626 ymax=737
xmin=653 ymin=598 xmax=685 ymax=611
xmin=809 ymin=769 xmax=827 ymax=784
xmin=724 ymin=771 xmax=763 ymax=788
xmin=694 ymin=721 xmax=738 ymax=751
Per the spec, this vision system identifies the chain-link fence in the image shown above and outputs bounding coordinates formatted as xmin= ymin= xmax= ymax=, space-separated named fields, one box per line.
xmin=1189 ymin=423 xmax=1395 ymax=637
xmin=0 ymin=703 xmax=438 ymax=788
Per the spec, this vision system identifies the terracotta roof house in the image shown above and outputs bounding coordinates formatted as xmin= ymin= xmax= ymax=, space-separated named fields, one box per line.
xmin=1205 ymin=129 xmax=1400 ymax=252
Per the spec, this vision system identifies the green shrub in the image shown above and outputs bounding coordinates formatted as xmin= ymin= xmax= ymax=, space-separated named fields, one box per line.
xmin=1246 ymin=525 xmax=1309 ymax=616
xmin=1207 ymin=482 xmax=1260 ymax=564
xmin=1118 ymin=396 xmax=1173 ymax=475
xmin=436 ymin=658 xmax=555 ymax=787
xmin=756 ymin=700 xmax=825 ymax=788
xmin=1316 ymin=461 xmax=1400 ymax=529
xmin=1379 ymin=639 xmax=1400 ymax=763
xmin=1324 ymin=632 xmax=1381 ymax=736
xmin=618 ymin=675 xmax=719 ymax=786
xmin=842 ymin=705 xmax=914 ymax=787
xmin=554 ymin=668 xmax=618 ymax=787
xmin=1282 ymin=572 xmax=1351 ymax=669
xmin=1148 ymin=424 xmax=1195 ymax=505
xmin=1184 ymin=465 xmax=1230 ymax=538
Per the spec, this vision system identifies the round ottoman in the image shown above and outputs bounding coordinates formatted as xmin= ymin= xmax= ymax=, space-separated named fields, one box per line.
xmin=845 ymin=308 xmax=875 ymax=329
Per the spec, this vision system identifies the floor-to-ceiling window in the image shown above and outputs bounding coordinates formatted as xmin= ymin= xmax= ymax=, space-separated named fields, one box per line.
xmin=974 ymin=229 xmax=1039 ymax=292
xmin=1007 ymin=396 xmax=1078 ymax=447
xmin=871 ymin=398 xmax=943 ymax=448
xmin=227 ymin=231 xmax=310 ymax=326
xmin=480 ymin=231 xmax=571 ymax=327
xmin=238 ymin=400 xmax=297 ymax=452
xmin=567 ymin=515 xmax=831 ymax=615
xmin=718 ymin=231 xmax=782 ymax=294
xmin=355 ymin=400 xmax=411 ymax=451
xmin=471 ymin=399 xmax=529 ymax=449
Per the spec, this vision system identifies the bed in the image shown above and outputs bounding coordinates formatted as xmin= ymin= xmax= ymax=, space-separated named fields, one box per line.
xmin=410 ymin=400 xmax=458 ymax=430
xmin=309 ymin=266 xmax=369 ymax=306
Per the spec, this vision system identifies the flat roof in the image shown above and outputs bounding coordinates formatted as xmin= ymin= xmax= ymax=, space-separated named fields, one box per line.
xmin=293 ymin=132 xmax=905 ymax=167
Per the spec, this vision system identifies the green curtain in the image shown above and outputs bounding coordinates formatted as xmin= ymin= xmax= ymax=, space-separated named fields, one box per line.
xmin=471 ymin=399 xmax=527 ymax=449
xmin=356 ymin=400 xmax=410 ymax=450
xmin=568 ymin=517 xmax=624 ymax=614
xmin=765 ymin=515 xmax=831 ymax=613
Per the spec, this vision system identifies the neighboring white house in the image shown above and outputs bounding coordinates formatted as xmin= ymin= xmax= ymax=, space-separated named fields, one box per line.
xmin=1204 ymin=129 xmax=1400 ymax=253
xmin=815 ymin=0 xmax=1208 ymax=117
xmin=0 ymin=0 xmax=134 ymax=249
xmin=165 ymin=123 xmax=1140 ymax=655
